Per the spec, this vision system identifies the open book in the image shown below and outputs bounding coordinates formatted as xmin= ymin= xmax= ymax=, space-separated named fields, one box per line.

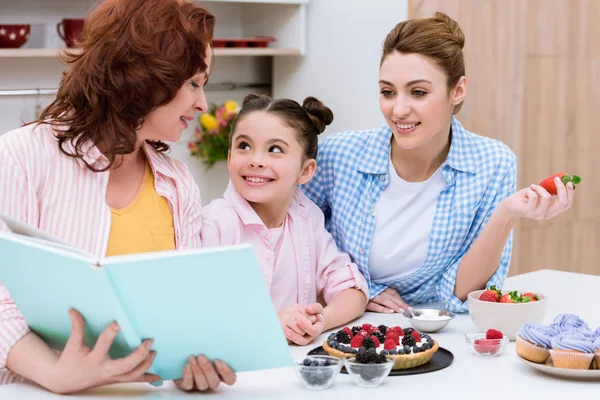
xmin=0 ymin=215 xmax=293 ymax=381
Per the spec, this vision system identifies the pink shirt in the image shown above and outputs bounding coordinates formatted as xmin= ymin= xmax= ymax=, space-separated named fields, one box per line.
xmin=0 ymin=123 xmax=202 ymax=384
xmin=201 ymin=183 xmax=369 ymax=310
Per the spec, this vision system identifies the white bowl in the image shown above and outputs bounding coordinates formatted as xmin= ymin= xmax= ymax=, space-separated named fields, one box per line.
xmin=467 ymin=290 xmax=548 ymax=341
xmin=403 ymin=308 xmax=455 ymax=333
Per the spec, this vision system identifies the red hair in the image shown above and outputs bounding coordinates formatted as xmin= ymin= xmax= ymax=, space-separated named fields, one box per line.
xmin=37 ymin=0 xmax=215 ymax=171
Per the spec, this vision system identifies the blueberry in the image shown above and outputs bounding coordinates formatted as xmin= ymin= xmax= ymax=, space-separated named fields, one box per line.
xmin=367 ymin=347 xmax=377 ymax=354
xmin=328 ymin=333 xmax=336 ymax=341
xmin=381 ymin=350 xmax=388 ymax=356
xmin=303 ymin=358 xmax=311 ymax=366
xmin=389 ymin=349 xmax=398 ymax=355
xmin=311 ymin=360 xmax=320 ymax=366
xmin=358 ymin=347 xmax=366 ymax=354
xmin=327 ymin=340 xmax=336 ymax=347
xmin=403 ymin=346 xmax=411 ymax=354
xmin=427 ymin=339 xmax=434 ymax=346
xmin=324 ymin=359 xmax=332 ymax=366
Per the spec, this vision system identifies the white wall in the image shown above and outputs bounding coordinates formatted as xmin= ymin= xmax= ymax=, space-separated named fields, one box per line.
xmin=274 ymin=0 xmax=408 ymax=135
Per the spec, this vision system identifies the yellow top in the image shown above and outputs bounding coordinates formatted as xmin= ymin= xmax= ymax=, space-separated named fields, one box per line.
xmin=105 ymin=163 xmax=176 ymax=257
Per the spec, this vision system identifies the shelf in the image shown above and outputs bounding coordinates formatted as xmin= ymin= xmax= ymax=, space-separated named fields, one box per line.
xmin=0 ymin=47 xmax=301 ymax=58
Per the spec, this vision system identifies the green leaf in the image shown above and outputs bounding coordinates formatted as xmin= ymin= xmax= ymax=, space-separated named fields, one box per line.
xmin=572 ymin=175 xmax=581 ymax=184
xmin=561 ymin=175 xmax=572 ymax=184
xmin=521 ymin=297 xmax=531 ymax=303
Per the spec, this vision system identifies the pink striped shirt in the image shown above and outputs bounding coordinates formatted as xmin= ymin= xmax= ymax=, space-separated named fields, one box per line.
xmin=201 ymin=183 xmax=369 ymax=309
xmin=0 ymin=123 xmax=202 ymax=384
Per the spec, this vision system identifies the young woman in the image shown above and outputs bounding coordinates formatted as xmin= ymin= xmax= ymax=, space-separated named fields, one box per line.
xmin=301 ymin=12 xmax=575 ymax=314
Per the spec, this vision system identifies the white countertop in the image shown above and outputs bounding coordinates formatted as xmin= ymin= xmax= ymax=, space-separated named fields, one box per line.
xmin=1 ymin=269 xmax=598 ymax=398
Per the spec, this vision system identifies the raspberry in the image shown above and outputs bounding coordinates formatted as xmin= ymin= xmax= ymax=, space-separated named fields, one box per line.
xmin=386 ymin=332 xmax=400 ymax=345
xmin=342 ymin=327 xmax=353 ymax=337
xmin=357 ymin=330 xmax=369 ymax=337
xmin=391 ymin=326 xmax=404 ymax=336
xmin=350 ymin=334 xmax=364 ymax=348
xmin=410 ymin=331 xmax=421 ymax=342
xmin=361 ymin=324 xmax=375 ymax=334
xmin=383 ymin=339 xmax=396 ymax=351
xmin=370 ymin=335 xmax=380 ymax=347
xmin=486 ymin=329 xmax=503 ymax=340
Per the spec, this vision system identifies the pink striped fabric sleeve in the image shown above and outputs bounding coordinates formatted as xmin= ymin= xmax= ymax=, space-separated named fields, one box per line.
xmin=0 ymin=146 xmax=31 ymax=381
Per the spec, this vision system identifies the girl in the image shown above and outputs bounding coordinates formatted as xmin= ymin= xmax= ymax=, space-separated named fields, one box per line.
xmin=201 ymin=94 xmax=369 ymax=345
xmin=0 ymin=0 xmax=234 ymax=393
xmin=301 ymin=12 xmax=575 ymax=314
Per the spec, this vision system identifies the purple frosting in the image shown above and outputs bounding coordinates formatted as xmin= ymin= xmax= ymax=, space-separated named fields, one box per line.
xmin=594 ymin=335 xmax=600 ymax=351
xmin=551 ymin=331 xmax=595 ymax=353
xmin=549 ymin=314 xmax=589 ymax=333
xmin=519 ymin=324 xmax=555 ymax=349
xmin=592 ymin=328 xmax=600 ymax=340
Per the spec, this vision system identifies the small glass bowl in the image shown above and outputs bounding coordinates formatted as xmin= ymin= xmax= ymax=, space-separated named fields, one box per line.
xmin=344 ymin=356 xmax=394 ymax=387
xmin=296 ymin=355 xmax=343 ymax=390
xmin=465 ymin=332 xmax=509 ymax=357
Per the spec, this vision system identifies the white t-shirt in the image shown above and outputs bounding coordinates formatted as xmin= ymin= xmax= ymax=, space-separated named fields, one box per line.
xmin=368 ymin=157 xmax=447 ymax=283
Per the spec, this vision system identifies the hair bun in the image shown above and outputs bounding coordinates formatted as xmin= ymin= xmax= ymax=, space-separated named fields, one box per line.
xmin=302 ymin=96 xmax=334 ymax=135
xmin=242 ymin=93 xmax=271 ymax=108
xmin=433 ymin=12 xmax=465 ymax=48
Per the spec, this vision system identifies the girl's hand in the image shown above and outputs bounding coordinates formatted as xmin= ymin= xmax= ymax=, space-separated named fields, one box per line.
xmin=284 ymin=303 xmax=325 ymax=346
xmin=499 ymin=177 xmax=574 ymax=221
xmin=366 ymin=288 xmax=411 ymax=313
xmin=48 ymin=309 xmax=161 ymax=394
xmin=278 ymin=304 xmax=322 ymax=345
xmin=174 ymin=356 xmax=236 ymax=392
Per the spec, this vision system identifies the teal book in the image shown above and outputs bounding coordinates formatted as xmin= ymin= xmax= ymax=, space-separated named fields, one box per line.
xmin=0 ymin=230 xmax=294 ymax=381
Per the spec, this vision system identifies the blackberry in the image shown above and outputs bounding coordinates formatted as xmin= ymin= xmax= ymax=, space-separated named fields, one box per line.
xmin=403 ymin=345 xmax=411 ymax=354
xmin=401 ymin=335 xmax=416 ymax=347
xmin=377 ymin=324 xmax=388 ymax=335
xmin=358 ymin=346 xmax=366 ymax=354
xmin=371 ymin=331 xmax=385 ymax=343
xmin=336 ymin=330 xmax=352 ymax=344
xmin=307 ymin=346 xmax=329 ymax=356
xmin=367 ymin=347 xmax=377 ymax=354
xmin=362 ymin=337 xmax=376 ymax=349
xmin=403 ymin=327 xmax=415 ymax=335
xmin=356 ymin=351 xmax=372 ymax=364
xmin=351 ymin=326 xmax=362 ymax=336
xmin=375 ymin=354 xmax=388 ymax=363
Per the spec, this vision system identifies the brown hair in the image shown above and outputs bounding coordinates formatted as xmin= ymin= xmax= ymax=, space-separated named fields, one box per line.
xmin=230 ymin=94 xmax=333 ymax=160
xmin=37 ymin=0 xmax=215 ymax=171
xmin=382 ymin=11 xmax=465 ymax=114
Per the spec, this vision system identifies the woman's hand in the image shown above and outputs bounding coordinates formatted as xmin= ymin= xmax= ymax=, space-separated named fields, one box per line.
xmin=174 ymin=356 xmax=236 ymax=392
xmin=498 ymin=177 xmax=574 ymax=221
xmin=366 ymin=288 xmax=410 ymax=313
xmin=47 ymin=309 xmax=160 ymax=394
xmin=278 ymin=304 xmax=324 ymax=345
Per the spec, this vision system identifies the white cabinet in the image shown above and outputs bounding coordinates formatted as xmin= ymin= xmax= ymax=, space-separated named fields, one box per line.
xmin=0 ymin=0 xmax=308 ymax=58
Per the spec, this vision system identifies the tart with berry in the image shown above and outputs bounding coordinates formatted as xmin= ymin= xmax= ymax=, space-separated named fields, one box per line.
xmin=322 ymin=324 xmax=439 ymax=370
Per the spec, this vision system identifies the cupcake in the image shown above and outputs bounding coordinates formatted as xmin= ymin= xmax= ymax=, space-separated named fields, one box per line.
xmin=549 ymin=314 xmax=589 ymax=333
xmin=594 ymin=335 xmax=600 ymax=369
xmin=516 ymin=324 xmax=554 ymax=363
xmin=549 ymin=331 xmax=595 ymax=369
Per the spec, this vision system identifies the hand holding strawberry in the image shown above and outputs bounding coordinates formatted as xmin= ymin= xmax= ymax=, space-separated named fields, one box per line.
xmin=497 ymin=172 xmax=577 ymax=221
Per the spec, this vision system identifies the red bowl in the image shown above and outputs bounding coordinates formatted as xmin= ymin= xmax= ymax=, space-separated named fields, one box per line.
xmin=0 ymin=25 xmax=31 ymax=48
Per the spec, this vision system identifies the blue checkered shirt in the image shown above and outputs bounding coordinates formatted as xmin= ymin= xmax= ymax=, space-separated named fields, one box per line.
xmin=301 ymin=117 xmax=516 ymax=312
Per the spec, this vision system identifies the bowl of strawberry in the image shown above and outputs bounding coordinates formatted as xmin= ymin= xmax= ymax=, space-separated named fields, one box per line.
xmin=465 ymin=329 xmax=509 ymax=357
xmin=468 ymin=286 xmax=547 ymax=341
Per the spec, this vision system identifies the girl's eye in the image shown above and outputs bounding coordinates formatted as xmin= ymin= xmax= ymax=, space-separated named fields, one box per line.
xmin=380 ymin=89 xmax=394 ymax=98
xmin=412 ymin=90 xmax=427 ymax=98
xmin=191 ymin=80 xmax=200 ymax=88
xmin=269 ymin=145 xmax=283 ymax=153
xmin=238 ymin=141 xmax=250 ymax=150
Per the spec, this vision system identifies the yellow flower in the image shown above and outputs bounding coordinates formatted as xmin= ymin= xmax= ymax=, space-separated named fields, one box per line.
xmin=200 ymin=113 xmax=218 ymax=132
xmin=224 ymin=100 xmax=238 ymax=114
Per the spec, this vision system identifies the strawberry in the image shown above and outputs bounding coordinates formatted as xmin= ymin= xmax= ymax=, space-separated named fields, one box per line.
xmin=479 ymin=285 xmax=502 ymax=302
xmin=350 ymin=334 xmax=364 ymax=348
xmin=539 ymin=173 xmax=581 ymax=195
xmin=486 ymin=329 xmax=504 ymax=340
xmin=522 ymin=292 xmax=538 ymax=302
xmin=410 ymin=331 xmax=421 ymax=342
xmin=342 ymin=327 xmax=353 ymax=337
xmin=499 ymin=294 xmax=513 ymax=303
xmin=370 ymin=335 xmax=381 ymax=347
xmin=383 ymin=339 xmax=397 ymax=351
